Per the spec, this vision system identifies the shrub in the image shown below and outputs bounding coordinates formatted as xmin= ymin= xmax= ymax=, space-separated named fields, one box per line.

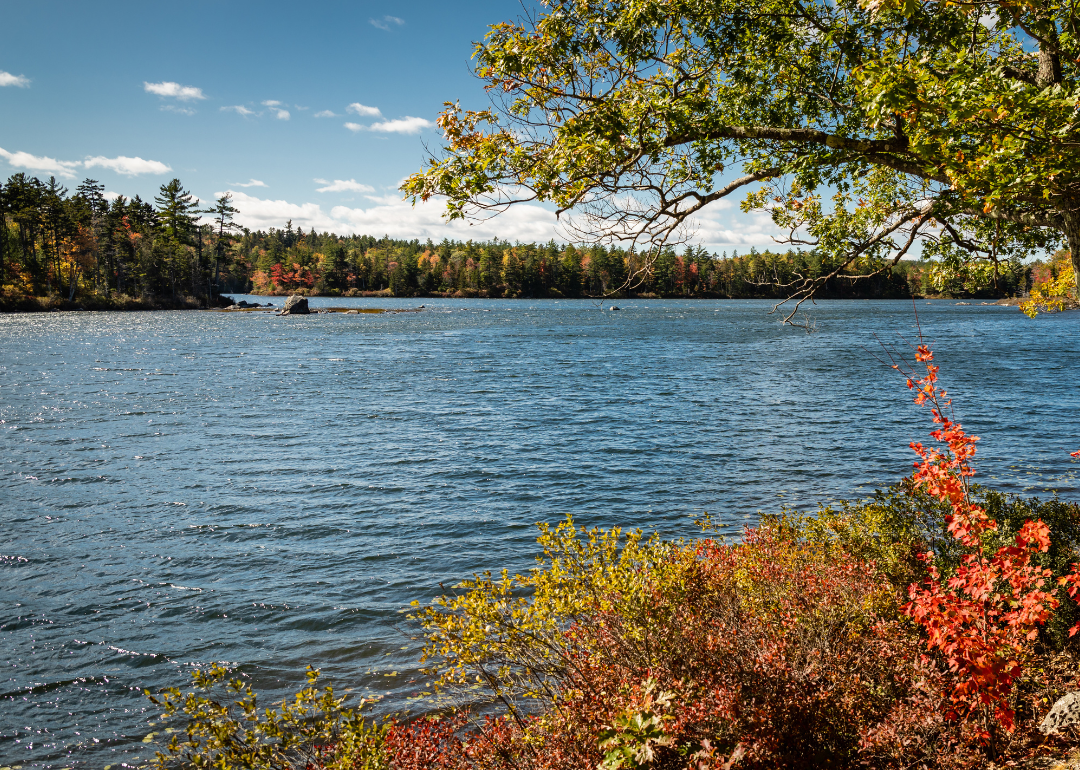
xmin=894 ymin=343 xmax=1080 ymax=751
xmin=145 ymin=665 xmax=387 ymax=769
xmin=791 ymin=485 xmax=1080 ymax=647
xmin=414 ymin=518 xmax=957 ymax=770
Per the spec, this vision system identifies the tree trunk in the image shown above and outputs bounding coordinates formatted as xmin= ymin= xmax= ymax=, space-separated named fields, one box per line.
xmin=54 ymin=227 xmax=64 ymax=299
xmin=1063 ymin=209 xmax=1080 ymax=297
xmin=1037 ymin=44 xmax=1061 ymax=88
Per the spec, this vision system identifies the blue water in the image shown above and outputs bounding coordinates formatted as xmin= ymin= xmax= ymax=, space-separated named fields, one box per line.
xmin=1 ymin=298 xmax=1077 ymax=767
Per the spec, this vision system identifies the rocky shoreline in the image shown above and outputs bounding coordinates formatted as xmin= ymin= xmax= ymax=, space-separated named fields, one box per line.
xmin=992 ymin=296 xmax=1080 ymax=310
xmin=0 ymin=292 xmax=207 ymax=313
xmin=213 ymin=294 xmax=425 ymax=315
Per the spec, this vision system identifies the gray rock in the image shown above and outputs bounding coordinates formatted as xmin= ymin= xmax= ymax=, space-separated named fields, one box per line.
xmin=281 ymin=295 xmax=310 ymax=315
xmin=1040 ymin=691 xmax=1080 ymax=735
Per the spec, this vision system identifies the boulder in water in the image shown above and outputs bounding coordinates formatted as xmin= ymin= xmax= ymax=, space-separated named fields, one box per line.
xmin=282 ymin=295 xmax=310 ymax=315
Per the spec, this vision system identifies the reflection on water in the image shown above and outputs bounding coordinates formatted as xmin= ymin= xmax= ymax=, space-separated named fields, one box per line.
xmin=1 ymin=298 xmax=1077 ymax=766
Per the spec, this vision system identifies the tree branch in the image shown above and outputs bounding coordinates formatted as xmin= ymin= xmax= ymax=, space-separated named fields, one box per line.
xmin=664 ymin=125 xmax=908 ymax=155
xmin=960 ymin=206 xmax=1063 ymax=228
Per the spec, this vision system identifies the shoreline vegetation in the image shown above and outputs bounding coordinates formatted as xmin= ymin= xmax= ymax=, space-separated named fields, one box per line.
xmin=2 ymin=173 xmax=1067 ymax=316
xmin=146 ymin=344 xmax=1080 ymax=770
xmin=2 ymin=291 xmax=1056 ymax=315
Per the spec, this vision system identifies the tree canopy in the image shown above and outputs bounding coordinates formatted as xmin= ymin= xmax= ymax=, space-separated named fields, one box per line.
xmin=403 ymin=0 xmax=1080 ymax=318
xmin=0 ymin=174 xmax=236 ymax=305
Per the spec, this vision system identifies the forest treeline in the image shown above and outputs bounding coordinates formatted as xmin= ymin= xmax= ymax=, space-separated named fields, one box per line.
xmin=0 ymin=173 xmax=239 ymax=310
xmin=0 ymin=173 xmax=1036 ymax=309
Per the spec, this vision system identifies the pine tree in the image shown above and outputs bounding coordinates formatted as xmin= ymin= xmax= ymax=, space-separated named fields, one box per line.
xmin=154 ymin=179 xmax=199 ymax=298
xmin=206 ymin=193 xmax=241 ymax=300
xmin=73 ymin=179 xmax=107 ymax=293
xmin=154 ymin=179 xmax=198 ymax=244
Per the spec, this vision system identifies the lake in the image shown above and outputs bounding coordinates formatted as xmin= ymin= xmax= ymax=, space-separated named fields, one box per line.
xmin=1 ymin=298 xmax=1077 ymax=767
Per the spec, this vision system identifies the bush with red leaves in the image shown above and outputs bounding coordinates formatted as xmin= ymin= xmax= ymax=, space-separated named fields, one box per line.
xmin=405 ymin=523 xmax=973 ymax=770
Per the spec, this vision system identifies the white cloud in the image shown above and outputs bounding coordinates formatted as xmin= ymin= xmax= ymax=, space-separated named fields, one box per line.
xmin=222 ymin=103 xmax=288 ymax=119
xmin=216 ymin=189 xmax=778 ymax=248
xmin=347 ymin=102 xmax=382 ymax=118
xmin=0 ymin=146 xmax=80 ymax=178
xmin=262 ymin=100 xmax=290 ymax=120
xmin=681 ymin=202 xmax=787 ymax=249
xmin=369 ymin=15 xmax=404 ymax=30
xmin=144 ymin=81 xmax=205 ymax=101
xmin=314 ymin=110 xmax=338 ymax=118
xmin=219 ymin=190 xmax=342 ymax=232
xmin=295 ymin=105 xmax=309 ymax=110
xmin=332 ymin=195 xmax=561 ymax=241
xmin=0 ymin=145 xmax=172 ymax=179
xmin=218 ymin=189 xmax=561 ymax=242
xmin=0 ymin=71 xmax=30 ymax=88
xmin=104 ymin=191 xmax=121 ymax=201
xmin=161 ymin=104 xmax=196 ymax=115
xmin=231 ymin=178 xmax=268 ymax=188
xmin=314 ymin=178 xmax=375 ymax=193
xmin=368 ymin=116 xmax=434 ymax=134
xmin=83 ymin=155 xmax=172 ymax=176
xmin=344 ymin=117 xmax=434 ymax=134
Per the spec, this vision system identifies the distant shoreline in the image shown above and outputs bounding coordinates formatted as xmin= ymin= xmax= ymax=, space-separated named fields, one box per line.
xmin=0 ymin=293 xmax=208 ymax=314
xmin=0 ymin=292 xmax=1031 ymax=314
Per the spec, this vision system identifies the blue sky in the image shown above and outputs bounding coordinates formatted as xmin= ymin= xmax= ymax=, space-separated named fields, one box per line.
xmin=0 ymin=0 xmax=775 ymax=248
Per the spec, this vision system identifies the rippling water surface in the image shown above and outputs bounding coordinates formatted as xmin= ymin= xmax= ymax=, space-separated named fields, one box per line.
xmin=1 ymin=298 xmax=1077 ymax=767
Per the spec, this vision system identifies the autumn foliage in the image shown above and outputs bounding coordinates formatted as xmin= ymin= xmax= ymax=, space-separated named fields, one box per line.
xmin=897 ymin=344 xmax=1070 ymax=741
xmin=402 ymin=522 xmax=933 ymax=770
xmin=1020 ymin=251 xmax=1077 ymax=317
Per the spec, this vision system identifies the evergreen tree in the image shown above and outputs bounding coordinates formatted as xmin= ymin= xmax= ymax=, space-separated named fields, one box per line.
xmin=501 ymin=248 xmax=523 ymax=295
xmin=154 ymin=179 xmax=199 ymax=298
xmin=154 ymin=179 xmax=198 ymax=244
xmin=559 ymin=244 xmax=582 ymax=297
xmin=206 ymin=193 xmax=241 ymax=299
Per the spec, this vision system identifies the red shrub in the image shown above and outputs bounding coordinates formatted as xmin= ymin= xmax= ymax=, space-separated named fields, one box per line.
xmin=385 ymin=714 xmax=471 ymax=770
xmin=899 ymin=345 xmax=1065 ymax=743
xmin=407 ymin=528 xmax=950 ymax=770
